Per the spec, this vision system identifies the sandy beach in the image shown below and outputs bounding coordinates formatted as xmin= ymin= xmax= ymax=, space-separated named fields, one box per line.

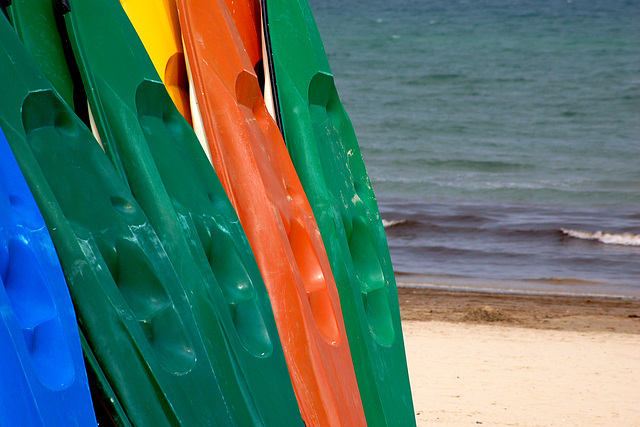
xmin=399 ymin=287 xmax=640 ymax=426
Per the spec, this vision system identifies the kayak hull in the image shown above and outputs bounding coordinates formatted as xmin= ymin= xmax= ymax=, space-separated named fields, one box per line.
xmin=262 ymin=0 xmax=416 ymax=424
xmin=58 ymin=0 xmax=302 ymax=424
xmin=0 ymin=19 xmax=236 ymax=426
xmin=179 ymin=0 xmax=366 ymax=424
xmin=0 ymin=125 xmax=96 ymax=426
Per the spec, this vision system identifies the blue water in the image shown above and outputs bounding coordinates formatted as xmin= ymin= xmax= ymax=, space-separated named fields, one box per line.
xmin=310 ymin=0 xmax=640 ymax=297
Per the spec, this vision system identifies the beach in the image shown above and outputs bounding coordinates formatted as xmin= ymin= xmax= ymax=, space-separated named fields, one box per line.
xmin=399 ymin=287 xmax=640 ymax=426
xmin=308 ymin=1 xmax=640 ymax=423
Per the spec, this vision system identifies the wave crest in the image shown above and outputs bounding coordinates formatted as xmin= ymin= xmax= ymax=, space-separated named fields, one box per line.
xmin=561 ymin=228 xmax=640 ymax=246
xmin=382 ymin=219 xmax=407 ymax=228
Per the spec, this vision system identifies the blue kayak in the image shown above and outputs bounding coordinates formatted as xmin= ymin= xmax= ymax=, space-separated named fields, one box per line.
xmin=0 ymin=125 xmax=97 ymax=426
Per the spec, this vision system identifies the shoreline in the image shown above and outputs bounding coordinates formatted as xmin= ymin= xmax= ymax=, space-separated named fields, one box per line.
xmin=397 ymin=285 xmax=640 ymax=334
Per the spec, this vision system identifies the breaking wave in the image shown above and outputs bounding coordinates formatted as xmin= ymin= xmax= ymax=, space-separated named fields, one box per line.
xmin=561 ymin=229 xmax=640 ymax=246
xmin=382 ymin=219 xmax=407 ymax=228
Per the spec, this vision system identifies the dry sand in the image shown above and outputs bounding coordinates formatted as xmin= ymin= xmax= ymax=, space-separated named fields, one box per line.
xmin=398 ymin=287 xmax=640 ymax=426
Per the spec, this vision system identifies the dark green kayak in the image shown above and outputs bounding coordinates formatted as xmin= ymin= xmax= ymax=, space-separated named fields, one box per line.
xmin=9 ymin=0 xmax=302 ymax=425
xmin=263 ymin=0 xmax=416 ymax=424
xmin=0 ymin=15 xmax=236 ymax=427
xmin=4 ymin=0 xmax=77 ymax=110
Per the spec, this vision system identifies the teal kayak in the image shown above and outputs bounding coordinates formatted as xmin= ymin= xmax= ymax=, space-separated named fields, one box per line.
xmin=13 ymin=0 xmax=301 ymax=424
xmin=262 ymin=0 xmax=416 ymax=424
xmin=0 ymin=16 xmax=236 ymax=426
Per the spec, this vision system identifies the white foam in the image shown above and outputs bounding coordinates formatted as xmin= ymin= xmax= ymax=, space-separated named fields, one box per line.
xmin=382 ymin=219 xmax=407 ymax=228
xmin=561 ymin=228 xmax=640 ymax=246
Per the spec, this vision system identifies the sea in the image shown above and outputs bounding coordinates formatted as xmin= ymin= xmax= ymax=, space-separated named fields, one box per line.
xmin=309 ymin=0 xmax=640 ymax=298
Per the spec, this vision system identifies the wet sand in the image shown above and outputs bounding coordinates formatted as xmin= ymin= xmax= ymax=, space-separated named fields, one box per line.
xmin=398 ymin=287 xmax=640 ymax=426
xmin=398 ymin=286 xmax=640 ymax=334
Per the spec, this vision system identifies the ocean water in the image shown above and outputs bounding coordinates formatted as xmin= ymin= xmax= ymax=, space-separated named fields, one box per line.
xmin=309 ymin=0 xmax=640 ymax=297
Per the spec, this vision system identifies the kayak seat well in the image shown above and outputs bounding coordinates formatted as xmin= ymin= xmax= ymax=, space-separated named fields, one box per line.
xmin=236 ymin=66 xmax=342 ymax=346
xmin=194 ymin=215 xmax=273 ymax=357
xmin=308 ymin=72 xmax=395 ymax=347
xmin=349 ymin=218 xmax=394 ymax=346
xmin=288 ymin=218 xmax=340 ymax=345
xmin=1 ymin=237 xmax=74 ymax=390
xmin=111 ymin=237 xmax=197 ymax=375
xmin=5 ymin=192 xmax=43 ymax=231
xmin=235 ymin=69 xmax=261 ymax=116
xmin=21 ymin=89 xmax=197 ymax=376
xmin=135 ymin=79 xmax=273 ymax=357
xmin=164 ymin=52 xmax=191 ymax=124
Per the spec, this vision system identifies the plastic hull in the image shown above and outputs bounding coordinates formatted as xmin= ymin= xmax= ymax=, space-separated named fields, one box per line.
xmin=57 ymin=0 xmax=302 ymax=424
xmin=0 ymin=125 xmax=96 ymax=426
xmin=262 ymin=0 xmax=416 ymax=424
xmin=0 ymin=18 xmax=236 ymax=426
xmin=179 ymin=0 xmax=366 ymax=425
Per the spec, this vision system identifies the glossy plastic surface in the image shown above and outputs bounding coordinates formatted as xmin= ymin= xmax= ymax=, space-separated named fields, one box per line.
xmin=263 ymin=0 xmax=415 ymax=424
xmin=221 ymin=0 xmax=262 ymax=69
xmin=179 ymin=0 xmax=366 ymax=425
xmin=0 ymin=126 xmax=96 ymax=426
xmin=59 ymin=0 xmax=302 ymax=424
xmin=0 ymin=17 xmax=235 ymax=426
xmin=119 ymin=0 xmax=191 ymax=123
xmin=6 ymin=0 xmax=78 ymax=110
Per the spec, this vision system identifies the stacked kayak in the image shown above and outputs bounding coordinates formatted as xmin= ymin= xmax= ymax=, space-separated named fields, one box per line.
xmin=177 ymin=0 xmax=366 ymax=424
xmin=0 ymin=15 xmax=237 ymax=426
xmin=11 ymin=0 xmax=302 ymax=424
xmin=64 ymin=0 xmax=302 ymax=424
xmin=0 ymin=126 xmax=96 ymax=426
xmin=6 ymin=0 xmax=78 ymax=111
xmin=1 ymin=0 xmax=414 ymax=424
xmin=262 ymin=0 xmax=415 ymax=424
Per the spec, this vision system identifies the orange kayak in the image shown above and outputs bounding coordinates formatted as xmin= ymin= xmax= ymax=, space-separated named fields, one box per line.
xmin=178 ymin=0 xmax=366 ymax=425
xmin=220 ymin=0 xmax=262 ymax=69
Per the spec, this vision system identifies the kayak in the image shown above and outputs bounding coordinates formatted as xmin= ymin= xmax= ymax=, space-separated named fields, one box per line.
xmin=5 ymin=0 xmax=127 ymax=177
xmin=119 ymin=0 xmax=191 ymax=124
xmin=0 ymin=17 xmax=236 ymax=426
xmin=221 ymin=0 xmax=262 ymax=69
xmin=178 ymin=0 xmax=366 ymax=425
xmin=262 ymin=0 xmax=416 ymax=424
xmin=5 ymin=0 xmax=77 ymax=110
xmin=0 ymin=126 xmax=96 ymax=426
xmin=52 ymin=0 xmax=302 ymax=425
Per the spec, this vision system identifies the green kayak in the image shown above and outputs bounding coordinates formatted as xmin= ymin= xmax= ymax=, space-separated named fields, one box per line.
xmin=4 ymin=0 xmax=77 ymax=110
xmin=0 ymin=16 xmax=236 ymax=427
xmin=263 ymin=0 xmax=416 ymax=424
xmin=9 ymin=0 xmax=302 ymax=424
